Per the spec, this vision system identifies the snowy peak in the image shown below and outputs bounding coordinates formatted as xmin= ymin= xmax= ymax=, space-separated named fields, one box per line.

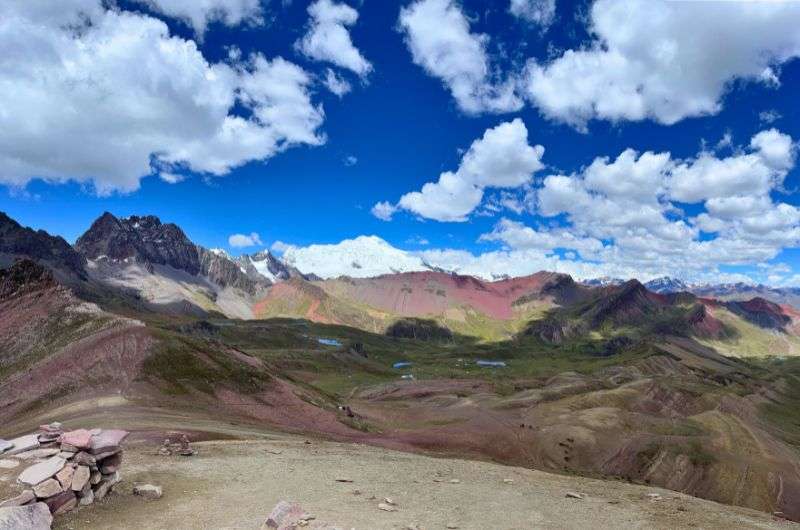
xmin=644 ymin=276 xmax=689 ymax=294
xmin=280 ymin=235 xmax=432 ymax=279
xmin=238 ymin=250 xmax=306 ymax=283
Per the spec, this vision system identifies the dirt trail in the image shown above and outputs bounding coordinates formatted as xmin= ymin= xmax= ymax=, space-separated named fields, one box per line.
xmin=53 ymin=437 xmax=796 ymax=530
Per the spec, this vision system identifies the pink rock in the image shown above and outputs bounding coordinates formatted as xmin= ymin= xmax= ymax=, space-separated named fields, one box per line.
xmin=60 ymin=429 xmax=92 ymax=450
xmin=89 ymin=430 xmax=128 ymax=455
xmin=263 ymin=501 xmax=311 ymax=530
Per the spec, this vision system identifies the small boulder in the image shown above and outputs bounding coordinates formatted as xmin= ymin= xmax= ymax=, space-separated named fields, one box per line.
xmin=0 ymin=502 xmax=52 ymax=530
xmin=18 ymin=456 xmax=66 ymax=486
xmin=33 ymin=478 xmax=64 ymax=499
xmin=133 ymin=484 xmax=162 ymax=500
xmin=378 ymin=503 xmax=397 ymax=512
xmin=565 ymin=492 xmax=584 ymax=499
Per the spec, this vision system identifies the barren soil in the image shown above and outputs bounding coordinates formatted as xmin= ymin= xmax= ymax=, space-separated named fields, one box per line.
xmin=49 ymin=436 xmax=796 ymax=530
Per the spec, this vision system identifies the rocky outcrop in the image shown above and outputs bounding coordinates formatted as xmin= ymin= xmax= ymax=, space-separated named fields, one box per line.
xmin=0 ymin=212 xmax=86 ymax=280
xmin=76 ymin=212 xmax=201 ymax=275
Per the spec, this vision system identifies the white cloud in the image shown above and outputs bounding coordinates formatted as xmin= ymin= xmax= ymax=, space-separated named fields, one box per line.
xmin=297 ymin=0 xmax=372 ymax=77
xmin=270 ymin=240 xmax=294 ymax=254
xmin=379 ymin=119 xmax=544 ymax=222
xmin=480 ymin=218 xmax=604 ymax=257
xmin=669 ymin=129 xmax=795 ymax=203
xmin=525 ymin=0 xmax=800 ymax=128
xmin=229 ymin=232 xmax=263 ymax=248
xmin=522 ymin=129 xmax=800 ymax=278
xmin=399 ymin=0 xmax=523 ymax=114
xmin=509 ymin=0 xmax=556 ymax=29
xmin=323 ymin=68 xmax=352 ymax=97
xmin=159 ymin=173 xmax=185 ymax=184
xmin=133 ymin=0 xmax=263 ymax=35
xmin=343 ymin=155 xmax=358 ymax=167
xmin=371 ymin=201 xmax=397 ymax=221
xmin=0 ymin=2 xmax=325 ymax=195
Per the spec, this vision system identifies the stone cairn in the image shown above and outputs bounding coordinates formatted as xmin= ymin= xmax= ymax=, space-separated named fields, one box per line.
xmin=0 ymin=422 xmax=128 ymax=521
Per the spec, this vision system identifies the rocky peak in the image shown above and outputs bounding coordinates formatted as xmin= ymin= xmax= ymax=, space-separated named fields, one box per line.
xmin=0 ymin=212 xmax=86 ymax=280
xmin=76 ymin=212 xmax=200 ymax=275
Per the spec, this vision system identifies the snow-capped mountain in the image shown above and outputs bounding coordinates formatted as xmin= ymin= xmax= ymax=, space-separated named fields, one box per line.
xmin=280 ymin=235 xmax=433 ymax=279
xmin=582 ymin=276 xmax=626 ymax=287
xmin=237 ymin=250 xmax=308 ymax=283
xmin=644 ymin=277 xmax=689 ymax=294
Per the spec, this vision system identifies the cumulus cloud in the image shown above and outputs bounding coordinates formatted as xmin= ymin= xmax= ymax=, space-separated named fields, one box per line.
xmin=525 ymin=0 xmax=800 ymax=128
xmin=133 ymin=0 xmax=263 ymax=35
xmin=519 ymin=128 xmax=800 ymax=277
xmin=509 ymin=0 xmax=556 ymax=29
xmin=0 ymin=1 xmax=325 ymax=195
xmin=297 ymin=0 xmax=372 ymax=77
xmin=229 ymin=232 xmax=264 ymax=248
xmin=399 ymin=0 xmax=523 ymax=114
xmin=375 ymin=119 xmax=544 ymax=222
xmin=371 ymin=201 xmax=397 ymax=221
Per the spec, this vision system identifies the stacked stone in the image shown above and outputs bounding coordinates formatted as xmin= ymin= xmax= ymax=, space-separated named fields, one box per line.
xmin=0 ymin=423 xmax=128 ymax=518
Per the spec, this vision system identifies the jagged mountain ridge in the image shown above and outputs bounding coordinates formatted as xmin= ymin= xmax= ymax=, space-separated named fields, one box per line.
xmin=0 ymin=212 xmax=87 ymax=281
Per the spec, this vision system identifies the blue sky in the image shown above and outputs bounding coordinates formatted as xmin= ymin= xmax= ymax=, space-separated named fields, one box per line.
xmin=2 ymin=0 xmax=800 ymax=284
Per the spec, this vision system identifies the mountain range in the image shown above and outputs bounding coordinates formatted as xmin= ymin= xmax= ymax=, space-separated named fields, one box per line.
xmin=4 ymin=210 xmax=800 ymax=522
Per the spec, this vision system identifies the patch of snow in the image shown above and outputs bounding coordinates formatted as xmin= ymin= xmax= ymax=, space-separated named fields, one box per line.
xmin=249 ymin=255 xmax=280 ymax=283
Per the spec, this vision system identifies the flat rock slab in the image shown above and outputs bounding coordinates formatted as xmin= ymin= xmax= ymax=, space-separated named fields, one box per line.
xmin=0 ymin=440 xmax=12 ymax=454
xmin=71 ymin=466 xmax=91 ymax=492
xmin=18 ymin=456 xmax=66 ymax=486
xmin=12 ymin=448 xmax=60 ymax=460
xmin=60 ymin=429 xmax=92 ymax=450
xmin=89 ymin=430 xmax=129 ymax=455
xmin=33 ymin=478 xmax=63 ymax=499
xmin=0 ymin=502 xmax=52 ymax=530
xmin=5 ymin=435 xmax=39 ymax=456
